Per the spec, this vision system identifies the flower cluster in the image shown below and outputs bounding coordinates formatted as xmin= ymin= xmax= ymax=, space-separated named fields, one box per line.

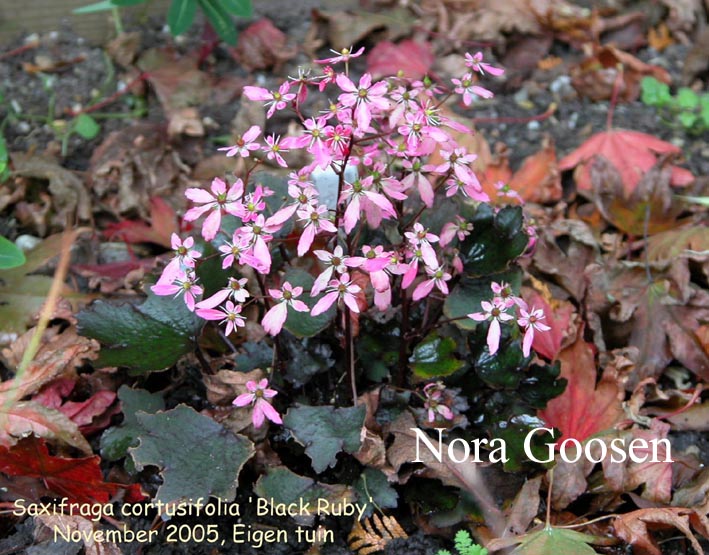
xmin=150 ymin=47 xmax=547 ymax=409
xmin=467 ymin=282 xmax=550 ymax=356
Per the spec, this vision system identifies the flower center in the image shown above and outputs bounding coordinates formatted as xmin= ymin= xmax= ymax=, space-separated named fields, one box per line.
xmin=332 ymin=257 xmax=341 ymax=266
xmin=283 ymin=290 xmax=292 ymax=300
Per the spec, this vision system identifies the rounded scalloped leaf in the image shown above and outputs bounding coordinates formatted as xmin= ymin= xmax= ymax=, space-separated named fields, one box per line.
xmin=129 ymin=405 xmax=254 ymax=503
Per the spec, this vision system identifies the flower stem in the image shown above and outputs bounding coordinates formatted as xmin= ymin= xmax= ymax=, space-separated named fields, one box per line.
xmin=344 ymin=305 xmax=357 ymax=405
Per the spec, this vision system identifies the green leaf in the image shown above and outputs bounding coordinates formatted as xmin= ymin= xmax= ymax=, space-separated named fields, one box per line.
xmin=198 ymin=0 xmax=238 ymax=45
xmin=0 ymin=132 xmax=9 ymax=181
xmin=73 ymin=113 xmax=100 ymax=139
xmin=0 ymin=236 xmax=25 ymax=270
xmin=677 ymin=87 xmax=699 ymax=110
xmin=168 ymin=0 xmax=197 ymax=36
xmin=410 ymin=333 xmax=464 ymax=379
xmin=254 ymin=466 xmax=353 ymax=511
xmin=77 ymin=288 xmax=202 ymax=374
xmin=282 ymin=268 xmax=335 ymax=338
xmin=640 ymin=76 xmax=670 ymax=106
xmin=283 ymin=404 xmax=366 ymax=473
xmin=512 ymin=525 xmax=603 ymax=555
xmin=354 ymin=468 xmax=398 ymax=517
xmin=454 ymin=530 xmax=488 ymax=555
xmin=472 ymin=335 xmax=528 ymax=389
xmin=460 ymin=205 xmax=528 ymax=275
xmin=111 ymin=0 xmax=147 ymax=6
xmin=444 ymin=270 xmax=521 ymax=331
xmin=129 ymin=404 xmax=254 ymax=503
xmin=0 ymin=232 xmax=86 ymax=335
xmin=678 ymin=111 xmax=697 ymax=129
xmin=100 ymin=386 xmax=164 ymax=461
xmin=72 ymin=0 xmax=116 ymax=14
xmin=222 ymin=0 xmax=253 ymax=17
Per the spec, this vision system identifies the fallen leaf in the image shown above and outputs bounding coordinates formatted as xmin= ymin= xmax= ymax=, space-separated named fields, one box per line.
xmin=589 ymin=155 xmax=690 ymax=236
xmin=312 ymin=8 xmax=415 ymax=51
xmin=559 ymin=129 xmax=694 ymax=196
xmin=366 ymin=40 xmax=434 ymax=80
xmin=0 ymin=231 xmax=90 ymax=335
xmin=11 ymin=152 xmax=92 ymax=231
xmin=521 ymin=285 xmax=576 ymax=360
xmin=647 ymin=23 xmax=673 ymax=52
xmin=539 ymin=335 xmax=624 ymax=442
xmin=33 ymin=378 xmax=116 ymax=430
xmin=531 ymin=219 xmax=600 ymax=301
xmin=230 ymin=18 xmax=295 ymax=71
xmin=104 ymin=196 xmax=178 ymax=248
xmin=570 ymin=44 xmax=670 ymax=102
xmin=34 ymin=514 xmax=122 ymax=555
xmin=614 ymin=506 xmax=709 ymax=555
xmin=385 ymin=411 xmax=506 ymax=538
xmin=503 ymin=476 xmax=542 ymax=536
xmin=681 ymin=26 xmax=709 ymax=85
xmin=89 ymin=123 xmax=195 ymax=218
xmin=508 ymin=137 xmax=562 ymax=204
xmin=0 ymin=436 xmax=136 ymax=504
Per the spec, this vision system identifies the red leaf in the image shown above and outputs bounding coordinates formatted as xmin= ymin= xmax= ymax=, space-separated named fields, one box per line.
xmin=230 ymin=19 xmax=295 ymax=71
xmin=521 ymin=287 xmax=575 ymax=360
xmin=508 ymin=138 xmax=562 ymax=203
xmin=0 ymin=436 xmax=139 ymax=504
xmin=559 ymin=129 xmax=694 ymax=195
xmin=539 ymin=336 xmax=623 ymax=441
xmin=366 ymin=40 xmax=434 ymax=79
xmin=104 ymin=197 xmax=177 ymax=248
xmin=34 ymin=378 xmax=117 ymax=432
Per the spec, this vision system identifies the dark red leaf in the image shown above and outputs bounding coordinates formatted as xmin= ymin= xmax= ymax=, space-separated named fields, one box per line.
xmin=0 ymin=436 xmax=140 ymax=504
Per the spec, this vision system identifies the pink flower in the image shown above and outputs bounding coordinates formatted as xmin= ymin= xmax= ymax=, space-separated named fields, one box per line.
xmin=261 ymin=282 xmax=309 ymax=336
xmin=238 ymin=214 xmax=282 ymax=274
xmin=412 ymin=265 xmax=451 ymax=301
xmin=436 ymin=147 xmax=479 ymax=186
xmin=269 ymin=184 xmax=319 ymax=227
xmin=151 ymin=272 xmax=203 ymax=312
xmin=262 ymin=134 xmax=290 ymax=168
xmin=494 ymin=180 xmax=523 ymax=203
xmin=491 ymin=281 xmax=525 ymax=309
xmin=439 ymin=217 xmax=473 ymax=247
xmin=233 ymin=379 xmax=282 ymax=428
xmin=404 ymin=223 xmax=439 ymax=268
xmin=243 ymin=82 xmax=296 ymax=118
xmin=196 ymin=277 xmax=250 ymax=309
xmin=159 ymin=233 xmax=202 ymax=284
xmin=184 ymin=178 xmax=244 ymax=241
xmin=314 ymin=45 xmax=365 ymax=65
xmin=336 ymin=73 xmax=390 ymax=131
xmin=339 ymin=176 xmax=396 ymax=234
xmin=312 ymin=246 xmax=361 ymax=296
xmin=464 ymin=52 xmax=504 ymax=76
xmin=468 ymin=299 xmax=514 ymax=356
xmin=196 ymin=301 xmax=246 ymax=336
xmin=311 ymin=273 xmax=361 ymax=316
xmin=401 ymin=158 xmax=436 ymax=208
xmin=452 ymin=73 xmax=494 ymax=106
xmin=423 ymin=382 xmax=454 ymax=422
xmin=218 ymin=233 xmax=262 ymax=270
xmin=296 ymin=204 xmax=337 ymax=256
xmin=218 ymin=125 xmax=261 ymax=157
xmin=517 ymin=306 xmax=551 ymax=357
xmin=302 ymin=117 xmax=334 ymax=169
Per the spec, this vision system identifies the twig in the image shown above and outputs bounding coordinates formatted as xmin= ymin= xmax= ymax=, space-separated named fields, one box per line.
xmin=1 ymin=231 xmax=74 ymax=419
xmin=344 ymin=305 xmax=357 ymax=405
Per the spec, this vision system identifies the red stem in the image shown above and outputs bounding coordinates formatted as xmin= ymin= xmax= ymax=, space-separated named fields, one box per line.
xmin=65 ymin=72 xmax=148 ymax=117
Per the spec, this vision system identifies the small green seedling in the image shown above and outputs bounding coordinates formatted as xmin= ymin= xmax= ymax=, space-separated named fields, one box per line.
xmin=73 ymin=0 xmax=254 ymax=45
xmin=640 ymin=76 xmax=709 ymax=135
xmin=436 ymin=530 xmax=488 ymax=555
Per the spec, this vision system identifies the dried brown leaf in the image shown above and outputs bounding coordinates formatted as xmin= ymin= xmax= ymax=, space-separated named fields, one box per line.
xmin=349 ymin=514 xmax=407 ymax=555
xmin=35 ymin=514 xmax=122 ymax=555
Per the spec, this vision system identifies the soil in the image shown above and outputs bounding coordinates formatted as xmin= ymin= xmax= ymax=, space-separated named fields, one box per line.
xmin=0 ymin=2 xmax=708 ymax=555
